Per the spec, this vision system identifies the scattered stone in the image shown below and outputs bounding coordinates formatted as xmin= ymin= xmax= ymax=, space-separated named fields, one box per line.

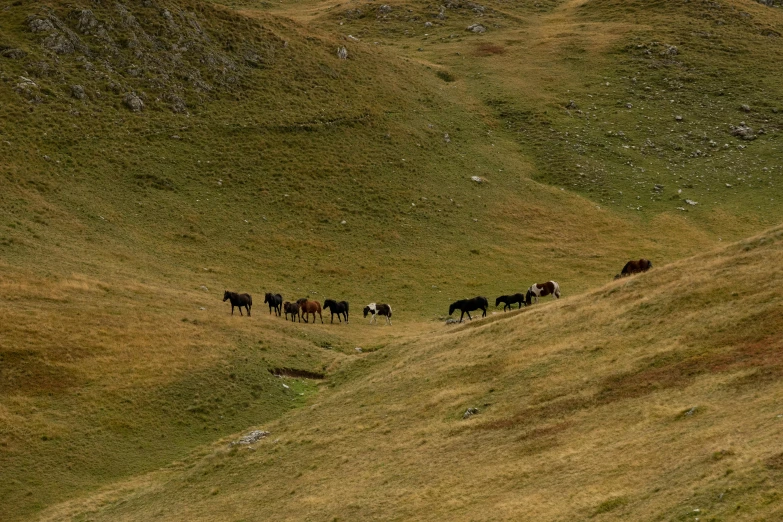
xmin=471 ymin=175 xmax=487 ymax=183
xmin=71 ymin=84 xmax=85 ymax=99
xmin=653 ymin=184 xmax=664 ymax=192
xmin=340 ymin=220 xmax=347 ymax=225
xmin=467 ymin=23 xmax=486 ymax=33
xmin=663 ymin=45 xmax=678 ymax=56
xmin=378 ymin=4 xmax=392 ymax=14
xmin=675 ymin=115 xmax=683 ymax=122
xmin=725 ymin=183 xmax=732 ymax=188
xmin=625 ymin=102 xmax=633 ymax=109
xmin=355 ymin=347 xmax=363 ymax=353
xmin=566 ymin=100 xmax=578 ymax=109
xmin=199 ymin=307 xmax=205 ymax=310
xmin=123 ymin=92 xmax=144 ymax=112
xmin=685 ymin=199 xmax=698 ymax=206
xmin=199 ymin=285 xmax=208 ymax=291
xmin=230 ymin=430 xmax=270 ymax=446
xmin=740 ymin=104 xmax=751 ymax=112
xmin=445 ymin=318 xmax=458 ymax=325
xmin=684 ymin=406 xmax=698 ymax=416
xmin=337 ymin=46 xmax=348 ymax=59
xmin=443 ymin=133 xmax=451 ymax=143
xmin=282 ymin=383 xmax=290 ymax=389
xmin=463 ymin=407 xmax=479 ymax=419
xmin=424 ymin=21 xmax=433 ymax=27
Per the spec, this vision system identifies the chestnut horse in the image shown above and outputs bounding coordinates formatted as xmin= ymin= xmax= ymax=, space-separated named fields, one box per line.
xmin=297 ymin=298 xmax=323 ymax=323
xmin=223 ymin=290 xmax=252 ymax=316
xmin=525 ymin=282 xmax=561 ymax=305
xmin=615 ymin=259 xmax=653 ymax=279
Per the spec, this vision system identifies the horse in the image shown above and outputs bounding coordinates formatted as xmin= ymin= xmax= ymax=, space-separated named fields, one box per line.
xmin=448 ymin=296 xmax=488 ymax=323
xmin=297 ymin=298 xmax=323 ymax=324
xmin=525 ymin=281 xmax=561 ymax=305
xmin=223 ymin=290 xmax=252 ymax=316
xmin=323 ymin=299 xmax=349 ymax=324
xmin=615 ymin=259 xmax=653 ymax=279
xmin=363 ymin=303 xmax=392 ymax=325
xmin=495 ymin=293 xmax=526 ymax=312
xmin=283 ymin=301 xmax=301 ymax=322
xmin=264 ymin=293 xmax=283 ymax=316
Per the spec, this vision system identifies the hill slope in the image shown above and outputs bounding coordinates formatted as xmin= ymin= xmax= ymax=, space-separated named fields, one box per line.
xmin=37 ymin=225 xmax=783 ymax=521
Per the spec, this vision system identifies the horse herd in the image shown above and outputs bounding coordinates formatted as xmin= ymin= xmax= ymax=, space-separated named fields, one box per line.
xmin=222 ymin=259 xmax=652 ymax=325
xmin=221 ymin=291 xmax=392 ymax=325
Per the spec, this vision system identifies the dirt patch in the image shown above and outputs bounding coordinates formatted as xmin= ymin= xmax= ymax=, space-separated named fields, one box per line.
xmin=474 ymin=42 xmax=506 ymax=56
xmin=0 ymin=349 xmax=78 ymax=394
xmin=766 ymin=452 xmax=783 ymax=471
xmin=269 ymin=367 xmax=325 ymax=379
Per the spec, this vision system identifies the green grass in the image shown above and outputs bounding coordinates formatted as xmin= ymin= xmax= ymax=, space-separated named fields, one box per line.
xmin=2 ymin=0 xmax=783 ymax=519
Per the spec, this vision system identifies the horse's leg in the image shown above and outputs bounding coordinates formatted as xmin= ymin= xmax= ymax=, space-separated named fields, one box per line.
xmin=482 ymin=307 xmax=486 ymax=317
xmin=247 ymin=305 xmax=251 ymax=316
xmin=319 ymin=311 xmax=323 ymax=324
xmin=467 ymin=311 xmax=472 ymax=321
xmin=386 ymin=314 xmax=391 ymax=326
xmin=459 ymin=310 xmax=465 ymax=323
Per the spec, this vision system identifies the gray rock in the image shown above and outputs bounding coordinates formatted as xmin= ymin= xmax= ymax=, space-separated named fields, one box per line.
xmin=337 ymin=46 xmax=348 ymax=60
xmin=730 ymin=122 xmax=756 ymax=140
xmin=199 ymin=285 xmax=209 ymax=291
xmin=43 ymin=33 xmax=76 ymax=54
xmin=463 ymin=407 xmax=479 ymax=419
xmin=71 ymin=85 xmax=85 ymax=99
xmin=378 ymin=4 xmax=392 ymax=14
xmin=230 ymin=430 xmax=270 ymax=446
xmin=467 ymin=23 xmax=486 ymax=33
xmin=740 ymin=104 xmax=751 ymax=112
xmin=123 ymin=92 xmax=144 ymax=112
xmin=566 ymin=100 xmax=578 ymax=109
xmin=424 ymin=21 xmax=433 ymax=27
xmin=1 ymin=48 xmax=27 ymax=59
xmin=625 ymin=102 xmax=633 ymax=109
xmin=443 ymin=133 xmax=451 ymax=143
xmin=675 ymin=115 xmax=683 ymax=121
xmin=355 ymin=347 xmax=363 ymax=353
xmin=28 ymin=17 xmax=55 ymax=33
xmin=74 ymin=9 xmax=99 ymax=34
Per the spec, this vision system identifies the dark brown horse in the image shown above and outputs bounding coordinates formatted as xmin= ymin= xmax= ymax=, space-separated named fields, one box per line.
xmin=449 ymin=296 xmax=488 ymax=323
xmin=495 ymin=293 xmax=526 ymax=311
xmin=223 ymin=290 xmax=252 ymax=316
xmin=616 ymin=259 xmax=653 ymax=279
xmin=323 ymin=299 xmax=349 ymax=323
xmin=525 ymin=281 xmax=561 ymax=305
xmin=297 ymin=298 xmax=323 ymax=324
xmin=283 ymin=301 xmax=301 ymax=322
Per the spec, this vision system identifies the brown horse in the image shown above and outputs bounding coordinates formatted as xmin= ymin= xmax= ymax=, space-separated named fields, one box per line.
xmin=283 ymin=301 xmax=301 ymax=322
xmin=615 ymin=259 xmax=653 ymax=279
xmin=297 ymin=298 xmax=323 ymax=324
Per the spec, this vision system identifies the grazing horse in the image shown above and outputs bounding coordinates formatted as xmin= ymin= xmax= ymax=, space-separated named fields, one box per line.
xmin=615 ymin=259 xmax=653 ymax=279
xmin=283 ymin=301 xmax=301 ymax=322
xmin=223 ymin=290 xmax=252 ymax=316
xmin=495 ymin=293 xmax=526 ymax=312
xmin=323 ymin=299 xmax=349 ymax=324
xmin=363 ymin=303 xmax=392 ymax=325
xmin=525 ymin=281 xmax=561 ymax=305
xmin=264 ymin=293 xmax=283 ymax=316
xmin=449 ymin=296 xmax=488 ymax=323
xmin=297 ymin=298 xmax=323 ymax=324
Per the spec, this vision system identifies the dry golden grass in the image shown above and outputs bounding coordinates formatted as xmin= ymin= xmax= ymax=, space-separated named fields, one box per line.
xmin=37 ymin=225 xmax=783 ymax=521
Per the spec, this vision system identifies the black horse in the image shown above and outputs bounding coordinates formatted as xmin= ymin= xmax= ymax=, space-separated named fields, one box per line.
xmin=495 ymin=293 xmax=526 ymax=312
xmin=323 ymin=299 xmax=349 ymax=323
xmin=448 ymin=296 xmax=488 ymax=323
xmin=264 ymin=293 xmax=283 ymax=316
xmin=223 ymin=290 xmax=252 ymax=316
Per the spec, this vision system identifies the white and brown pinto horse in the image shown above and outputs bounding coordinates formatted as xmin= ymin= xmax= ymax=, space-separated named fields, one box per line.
xmin=525 ymin=281 xmax=561 ymax=305
xmin=363 ymin=303 xmax=392 ymax=325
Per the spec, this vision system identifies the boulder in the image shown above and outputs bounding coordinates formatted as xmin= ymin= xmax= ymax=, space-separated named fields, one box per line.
xmin=467 ymin=23 xmax=486 ymax=33
xmin=123 ymin=92 xmax=144 ymax=112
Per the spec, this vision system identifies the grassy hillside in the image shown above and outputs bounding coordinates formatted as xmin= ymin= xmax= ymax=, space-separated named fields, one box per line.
xmin=2 ymin=0 xmax=783 ymax=519
xmin=37 ymin=224 xmax=783 ymax=521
